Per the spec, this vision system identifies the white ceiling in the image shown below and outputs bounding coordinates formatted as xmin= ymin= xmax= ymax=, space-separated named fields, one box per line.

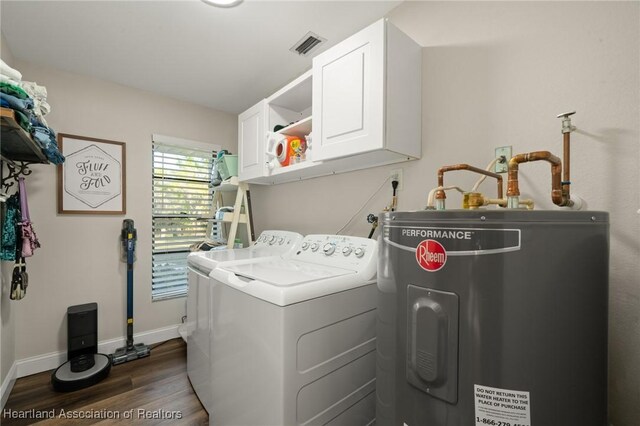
xmin=0 ymin=0 xmax=401 ymax=114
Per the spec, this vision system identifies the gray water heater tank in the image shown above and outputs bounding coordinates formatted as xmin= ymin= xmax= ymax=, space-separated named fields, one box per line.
xmin=376 ymin=210 xmax=609 ymax=426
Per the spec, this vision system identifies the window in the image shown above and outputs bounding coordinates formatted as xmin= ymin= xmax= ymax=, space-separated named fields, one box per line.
xmin=152 ymin=135 xmax=219 ymax=301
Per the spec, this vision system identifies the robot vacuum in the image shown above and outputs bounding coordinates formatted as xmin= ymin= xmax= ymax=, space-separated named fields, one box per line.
xmin=51 ymin=353 xmax=111 ymax=392
xmin=51 ymin=303 xmax=111 ymax=392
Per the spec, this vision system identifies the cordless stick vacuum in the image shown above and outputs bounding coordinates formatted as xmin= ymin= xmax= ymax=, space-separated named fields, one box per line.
xmin=112 ymin=219 xmax=150 ymax=365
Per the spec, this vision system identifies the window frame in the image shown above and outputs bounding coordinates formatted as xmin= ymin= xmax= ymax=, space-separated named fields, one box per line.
xmin=151 ymin=134 xmax=220 ymax=301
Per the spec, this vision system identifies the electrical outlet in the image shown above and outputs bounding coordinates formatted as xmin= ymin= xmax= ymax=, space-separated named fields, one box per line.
xmin=494 ymin=146 xmax=512 ymax=173
xmin=390 ymin=168 xmax=403 ymax=190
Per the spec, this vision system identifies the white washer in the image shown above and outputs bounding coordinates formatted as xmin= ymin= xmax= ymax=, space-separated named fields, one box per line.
xmin=188 ymin=230 xmax=303 ymax=273
xmin=186 ymin=230 xmax=303 ymax=415
xmin=207 ymin=234 xmax=378 ymax=426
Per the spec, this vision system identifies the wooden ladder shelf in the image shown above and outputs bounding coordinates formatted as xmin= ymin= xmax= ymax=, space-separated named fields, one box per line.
xmin=207 ymin=177 xmax=253 ymax=249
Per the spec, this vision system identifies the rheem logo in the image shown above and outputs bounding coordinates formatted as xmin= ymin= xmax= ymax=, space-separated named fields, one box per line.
xmin=416 ymin=239 xmax=447 ymax=272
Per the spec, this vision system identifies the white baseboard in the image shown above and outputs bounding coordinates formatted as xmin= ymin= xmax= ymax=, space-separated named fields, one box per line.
xmin=15 ymin=324 xmax=181 ymax=379
xmin=1 ymin=361 xmax=17 ymax=410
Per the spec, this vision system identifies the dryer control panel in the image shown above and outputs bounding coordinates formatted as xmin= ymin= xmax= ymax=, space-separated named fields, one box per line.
xmin=295 ymin=234 xmax=377 ymax=275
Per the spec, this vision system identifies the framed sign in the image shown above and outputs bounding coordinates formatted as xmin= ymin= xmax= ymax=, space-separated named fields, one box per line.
xmin=57 ymin=134 xmax=126 ymax=214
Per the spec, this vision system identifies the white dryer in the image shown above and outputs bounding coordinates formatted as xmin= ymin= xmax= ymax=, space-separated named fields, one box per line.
xmin=186 ymin=230 xmax=303 ymax=415
xmin=207 ymin=234 xmax=378 ymax=426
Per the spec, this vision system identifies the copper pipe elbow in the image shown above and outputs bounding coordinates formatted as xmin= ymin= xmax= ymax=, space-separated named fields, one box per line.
xmin=437 ymin=164 xmax=503 ymax=200
xmin=507 ymin=151 xmax=565 ymax=206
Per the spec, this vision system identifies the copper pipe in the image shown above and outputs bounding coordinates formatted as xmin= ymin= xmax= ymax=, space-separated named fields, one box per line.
xmin=467 ymin=192 xmax=532 ymax=210
xmin=563 ymin=132 xmax=571 ymax=201
xmin=506 ymin=151 xmax=566 ymax=206
xmin=436 ymin=164 xmax=503 ymax=201
xmin=558 ymin=111 xmax=575 ymax=205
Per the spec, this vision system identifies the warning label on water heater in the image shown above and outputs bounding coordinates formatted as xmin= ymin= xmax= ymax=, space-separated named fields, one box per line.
xmin=474 ymin=384 xmax=531 ymax=426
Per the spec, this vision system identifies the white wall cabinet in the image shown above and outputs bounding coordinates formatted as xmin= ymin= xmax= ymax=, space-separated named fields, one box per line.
xmin=312 ymin=20 xmax=384 ymax=160
xmin=237 ymin=18 xmax=421 ymax=185
xmin=237 ymin=100 xmax=266 ymax=181
xmin=312 ymin=19 xmax=421 ymax=162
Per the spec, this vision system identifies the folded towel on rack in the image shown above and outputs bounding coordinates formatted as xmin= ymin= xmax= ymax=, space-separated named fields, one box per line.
xmin=19 ymin=81 xmax=49 ymax=126
xmin=0 ymin=74 xmax=20 ymax=87
xmin=0 ymin=92 xmax=33 ymax=114
xmin=0 ymin=81 xmax=30 ymax=100
xmin=0 ymin=77 xmax=51 ymax=126
xmin=29 ymin=114 xmax=48 ymax=130
xmin=31 ymin=126 xmax=65 ymax=164
xmin=14 ymin=110 xmax=33 ymax=134
xmin=0 ymin=93 xmax=34 ymax=133
xmin=0 ymin=58 xmax=22 ymax=82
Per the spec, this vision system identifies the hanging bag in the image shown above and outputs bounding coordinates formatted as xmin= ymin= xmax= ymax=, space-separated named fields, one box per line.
xmin=18 ymin=177 xmax=40 ymax=257
xmin=0 ymin=193 xmax=20 ymax=261
xmin=10 ymin=258 xmax=28 ymax=300
xmin=10 ymin=231 xmax=27 ymax=301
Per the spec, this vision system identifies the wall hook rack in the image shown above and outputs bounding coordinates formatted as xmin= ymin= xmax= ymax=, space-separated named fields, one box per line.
xmin=1 ymin=156 xmax=33 ymax=194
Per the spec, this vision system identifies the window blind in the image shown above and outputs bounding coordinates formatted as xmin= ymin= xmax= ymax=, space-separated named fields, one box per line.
xmin=152 ymin=140 xmax=216 ymax=301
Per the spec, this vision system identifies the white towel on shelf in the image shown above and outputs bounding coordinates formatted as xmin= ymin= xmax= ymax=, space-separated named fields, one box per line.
xmin=0 ymin=59 xmax=51 ymax=125
xmin=0 ymin=58 xmax=22 ymax=81
xmin=20 ymin=80 xmax=50 ymax=121
xmin=0 ymin=74 xmax=21 ymax=87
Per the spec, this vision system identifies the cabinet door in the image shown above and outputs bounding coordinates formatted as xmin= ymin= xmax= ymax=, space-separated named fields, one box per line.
xmin=238 ymin=100 xmax=266 ymax=181
xmin=312 ymin=19 xmax=385 ymax=161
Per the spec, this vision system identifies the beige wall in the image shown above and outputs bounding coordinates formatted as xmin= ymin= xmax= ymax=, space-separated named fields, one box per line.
xmin=8 ymin=61 xmax=237 ymax=361
xmin=249 ymin=2 xmax=640 ymax=424
xmin=1 ymin=31 xmax=17 ymax=394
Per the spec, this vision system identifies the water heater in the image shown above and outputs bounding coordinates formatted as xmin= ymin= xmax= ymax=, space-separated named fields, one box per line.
xmin=377 ymin=210 xmax=608 ymax=426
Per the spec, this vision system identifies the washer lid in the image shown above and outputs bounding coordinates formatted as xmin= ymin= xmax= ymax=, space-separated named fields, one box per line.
xmin=222 ymin=259 xmax=355 ymax=286
xmin=211 ymin=259 xmax=371 ymax=306
xmin=187 ymin=230 xmax=304 ymax=273
xmin=188 ymin=249 xmax=271 ymax=273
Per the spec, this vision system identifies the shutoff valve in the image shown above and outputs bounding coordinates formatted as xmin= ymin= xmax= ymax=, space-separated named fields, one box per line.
xmin=557 ymin=111 xmax=576 ymax=134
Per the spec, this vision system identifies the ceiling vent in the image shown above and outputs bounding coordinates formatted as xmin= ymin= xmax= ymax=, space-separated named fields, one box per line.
xmin=290 ymin=32 xmax=327 ymax=57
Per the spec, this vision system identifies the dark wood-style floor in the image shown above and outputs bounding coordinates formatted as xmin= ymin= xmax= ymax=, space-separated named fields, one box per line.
xmin=1 ymin=338 xmax=208 ymax=425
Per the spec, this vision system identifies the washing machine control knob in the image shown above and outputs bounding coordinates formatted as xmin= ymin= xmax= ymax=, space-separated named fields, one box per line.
xmin=354 ymin=247 xmax=365 ymax=258
xmin=342 ymin=246 xmax=353 ymax=256
xmin=269 ymin=236 xmax=277 ymax=245
xmin=302 ymin=242 xmax=309 ymax=250
xmin=323 ymin=243 xmax=336 ymax=256
xmin=311 ymin=243 xmax=319 ymax=252
xmin=278 ymin=237 xmax=285 ymax=245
